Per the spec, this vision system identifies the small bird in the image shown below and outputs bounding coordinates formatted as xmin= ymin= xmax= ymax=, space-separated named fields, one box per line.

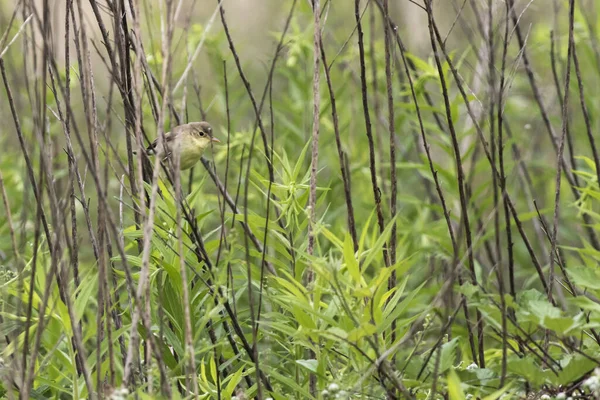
xmin=146 ymin=121 xmax=220 ymax=170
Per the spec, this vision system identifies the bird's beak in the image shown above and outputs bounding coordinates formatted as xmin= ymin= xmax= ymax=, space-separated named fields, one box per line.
xmin=211 ymin=137 xmax=221 ymax=143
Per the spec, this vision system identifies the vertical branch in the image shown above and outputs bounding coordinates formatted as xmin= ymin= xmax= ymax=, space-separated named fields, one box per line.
xmin=4 ymin=16 xmax=95 ymax=388
xmin=550 ymin=31 xmax=579 ymax=192
xmin=130 ymin=0 xmax=160 ymax=391
xmin=73 ymin=0 xmax=107 ymax=388
xmin=307 ymin=0 xmax=322 ymax=396
xmin=320 ymin=44 xmax=357 ymax=250
xmin=422 ymin=1 xmax=548 ymax=297
xmin=1 ymin=53 xmax=49 ymax=399
xmin=580 ymin=1 xmax=600 ymax=74
xmin=507 ymin=0 xmax=600 ymax=250
xmin=496 ymin=0 xmax=511 ymax=386
xmin=425 ymin=0 xmax=483 ymax=367
xmin=571 ymin=22 xmax=600 ymax=186
xmin=369 ymin=1 xmax=387 ymax=201
xmin=307 ymin=0 xmax=321 ymax=273
xmin=549 ymin=0 xmax=576 ymax=303
xmin=131 ymin=0 xmax=147 ymax=235
xmin=382 ymin=0 xmax=398 ymax=362
xmin=47 ymin=32 xmax=169 ymax=397
xmin=215 ymin=61 xmax=231 ymax=268
xmin=122 ymin=0 xmax=175 ymax=396
xmin=64 ymin=0 xmax=80 ymax=290
xmin=0 ymin=170 xmax=19 ymax=264
xmin=255 ymin=71 xmax=276 ymax=380
xmin=215 ymin=0 xmax=297 ymax=274
xmin=215 ymin=0 xmax=272 ymax=182
xmin=355 ymin=0 xmax=388 ymax=265
xmin=242 ymin=128 xmax=262 ymax=397
xmin=174 ymin=123 xmax=198 ymax=397
xmin=392 ymin=0 xmax=481 ymax=370
xmin=382 ymin=0 xmax=396 ymax=275
xmin=486 ymin=0 xmax=500 ymax=273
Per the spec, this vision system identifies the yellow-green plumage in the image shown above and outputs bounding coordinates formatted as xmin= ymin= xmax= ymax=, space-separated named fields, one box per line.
xmin=146 ymin=121 xmax=220 ymax=170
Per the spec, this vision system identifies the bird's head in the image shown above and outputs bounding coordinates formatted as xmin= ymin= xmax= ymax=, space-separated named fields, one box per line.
xmin=188 ymin=121 xmax=220 ymax=149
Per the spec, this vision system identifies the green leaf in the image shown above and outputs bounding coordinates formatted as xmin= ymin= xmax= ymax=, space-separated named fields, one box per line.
xmin=295 ymin=359 xmax=318 ymax=373
xmin=381 ymin=278 xmax=407 ymax=314
xmin=543 ymin=314 xmax=583 ymax=335
xmin=292 ymin=305 xmax=316 ymax=330
xmin=507 ymin=356 xmax=546 ymax=387
xmin=320 ymin=226 xmax=344 ymax=250
xmin=405 ymin=52 xmax=436 ymax=75
xmin=439 ymin=338 xmax=459 ymax=373
xmin=362 ymin=214 xmax=400 ymax=269
xmin=210 ymin=355 xmax=218 ymax=384
xmin=555 ymin=354 xmax=596 ymax=385
xmin=73 ymin=271 xmax=98 ymax=321
xmin=567 ymin=265 xmax=600 ymax=290
xmin=291 ymin=141 xmax=311 ymax=181
xmin=267 ymin=365 xmax=313 ymax=398
xmin=344 ymin=233 xmax=361 ymax=284
xmin=378 ymin=282 xmax=424 ymax=333
xmin=224 ymin=366 xmax=245 ymax=398
xmin=447 ymin=370 xmax=466 ymax=400
xmin=358 ymin=208 xmax=376 ymax=255
xmin=482 ymin=384 xmax=513 ymax=400
xmin=348 ymin=323 xmax=376 ymax=341
xmin=110 ymin=254 xmax=143 ymax=268
xmin=570 ymin=296 xmax=600 ymax=313
xmin=527 ymin=300 xmax=562 ymax=320
xmin=575 ymin=155 xmax=598 ymax=172
xmin=458 ymin=368 xmax=496 ymax=387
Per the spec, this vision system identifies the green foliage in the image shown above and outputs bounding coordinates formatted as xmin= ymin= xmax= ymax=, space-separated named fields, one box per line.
xmin=1 ymin=1 xmax=600 ymax=399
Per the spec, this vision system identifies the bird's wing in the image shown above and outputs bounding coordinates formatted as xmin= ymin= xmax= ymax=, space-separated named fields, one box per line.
xmin=146 ymin=130 xmax=178 ymax=156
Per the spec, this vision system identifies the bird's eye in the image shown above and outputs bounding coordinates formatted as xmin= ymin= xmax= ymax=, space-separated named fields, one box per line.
xmin=199 ymin=131 xmax=205 ymax=137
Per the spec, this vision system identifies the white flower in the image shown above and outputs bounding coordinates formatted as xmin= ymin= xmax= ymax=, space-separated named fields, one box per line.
xmin=584 ymin=375 xmax=600 ymax=391
xmin=466 ymin=362 xmax=478 ymax=370
xmin=109 ymin=387 xmax=129 ymax=400
xmin=328 ymin=383 xmax=340 ymax=393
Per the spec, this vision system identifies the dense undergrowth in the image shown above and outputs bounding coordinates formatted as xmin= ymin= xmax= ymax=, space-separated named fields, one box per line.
xmin=1 ymin=0 xmax=600 ymax=399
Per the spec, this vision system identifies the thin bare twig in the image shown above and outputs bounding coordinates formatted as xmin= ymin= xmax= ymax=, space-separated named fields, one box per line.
xmin=355 ymin=0 xmax=388 ymax=266
xmin=549 ymin=0 xmax=576 ymax=304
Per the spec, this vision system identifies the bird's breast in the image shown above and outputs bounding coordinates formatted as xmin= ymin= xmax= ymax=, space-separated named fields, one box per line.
xmin=178 ymin=137 xmax=205 ymax=170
